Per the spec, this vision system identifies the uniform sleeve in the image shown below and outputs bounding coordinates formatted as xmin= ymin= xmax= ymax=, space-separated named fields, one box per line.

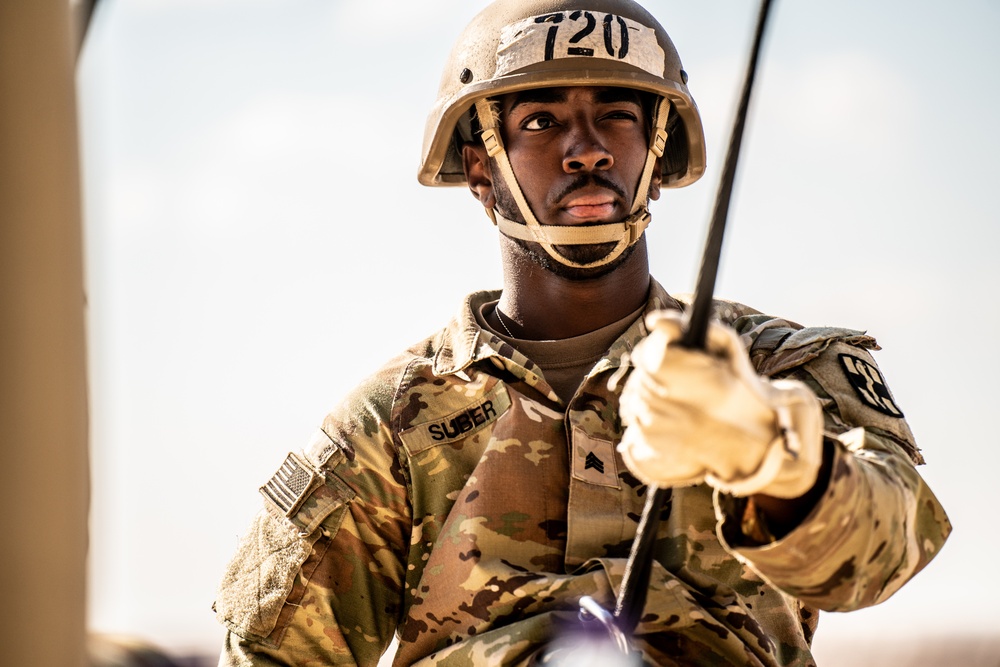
xmin=715 ymin=337 xmax=951 ymax=612
xmin=215 ymin=374 xmax=412 ymax=666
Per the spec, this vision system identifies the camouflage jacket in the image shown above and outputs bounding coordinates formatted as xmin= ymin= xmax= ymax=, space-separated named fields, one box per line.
xmin=215 ymin=281 xmax=950 ymax=666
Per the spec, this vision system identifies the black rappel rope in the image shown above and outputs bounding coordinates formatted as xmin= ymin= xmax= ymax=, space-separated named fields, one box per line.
xmin=611 ymin=0 xmax=778 ymax=637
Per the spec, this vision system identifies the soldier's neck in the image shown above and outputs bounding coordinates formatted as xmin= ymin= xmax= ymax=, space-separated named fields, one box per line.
xmin=496 ymin=238 xmax=651 ymax=341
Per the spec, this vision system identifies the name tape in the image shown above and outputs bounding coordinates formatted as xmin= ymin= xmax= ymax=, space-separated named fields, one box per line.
xmin=400 ymin=383 xmax=512 ymax=454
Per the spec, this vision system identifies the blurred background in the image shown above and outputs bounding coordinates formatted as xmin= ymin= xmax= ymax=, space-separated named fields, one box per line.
xmin=71 ymin=0 xmax=998 ymax=664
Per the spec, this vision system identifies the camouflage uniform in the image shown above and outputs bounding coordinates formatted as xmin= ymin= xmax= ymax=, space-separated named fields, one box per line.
xmin=215 ymin=281 xmax=950 ymax=666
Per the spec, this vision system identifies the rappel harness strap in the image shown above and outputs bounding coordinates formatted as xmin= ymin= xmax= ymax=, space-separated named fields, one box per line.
xmin=475 ymin=97 xmax=669 ymax=269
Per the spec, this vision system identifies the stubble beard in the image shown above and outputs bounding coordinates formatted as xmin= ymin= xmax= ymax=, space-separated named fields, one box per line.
xmin=509 ymin=236 xmax=637 ymax=281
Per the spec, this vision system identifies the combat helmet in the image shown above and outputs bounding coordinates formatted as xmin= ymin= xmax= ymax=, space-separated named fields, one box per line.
xmin=419 ymin=0 xmax=707 ymax=269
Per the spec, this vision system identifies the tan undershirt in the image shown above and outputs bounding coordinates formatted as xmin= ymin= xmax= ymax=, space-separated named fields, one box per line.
xmin=476 ymin=300 xmax=645 ymax=403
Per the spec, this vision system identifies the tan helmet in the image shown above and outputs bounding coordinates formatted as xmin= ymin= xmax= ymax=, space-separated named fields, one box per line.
xmin=418 ymin=0 xmax=706 ymax=189
xmin=419 ymin=0 xmax=707 ymax=269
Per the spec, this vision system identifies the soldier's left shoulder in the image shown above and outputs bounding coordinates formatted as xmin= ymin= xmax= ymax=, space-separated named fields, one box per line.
xmin=706 ymin=297 xmax=877 ymax=376
xmin=759 ymin=327 xmax=923 ymax=467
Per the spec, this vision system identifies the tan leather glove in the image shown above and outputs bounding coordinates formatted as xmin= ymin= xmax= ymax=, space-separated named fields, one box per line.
xmin=619 ymin=311 xmax=824 ymax=498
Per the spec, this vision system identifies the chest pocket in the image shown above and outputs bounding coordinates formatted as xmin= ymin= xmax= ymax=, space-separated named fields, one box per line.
xmin=398 ymin=382 xmax=512 ymax=455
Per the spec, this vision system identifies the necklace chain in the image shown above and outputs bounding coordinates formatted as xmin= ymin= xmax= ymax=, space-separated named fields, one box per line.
xmin=495 ymin=306 xmax=517 ymax=339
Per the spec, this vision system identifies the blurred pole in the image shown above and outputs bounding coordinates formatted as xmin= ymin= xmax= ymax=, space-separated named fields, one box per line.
xmin=71 ymin=0 xmax=100 ymax=57
xmin=0 ymin=1 xmax=89 ymax=666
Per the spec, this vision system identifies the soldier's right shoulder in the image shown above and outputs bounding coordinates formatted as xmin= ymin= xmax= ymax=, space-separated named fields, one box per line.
xmin=213 ymin=340 xmax=437 ymax=657
xmin=311 ymin=335 xmax=443 ymax=464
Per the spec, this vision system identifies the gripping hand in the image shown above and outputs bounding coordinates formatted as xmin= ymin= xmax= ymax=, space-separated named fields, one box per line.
xmin=619 ymin=311 xmax=823 ymax=498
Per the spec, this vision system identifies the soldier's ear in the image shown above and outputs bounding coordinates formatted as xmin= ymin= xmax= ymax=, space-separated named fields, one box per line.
xmin=649 ymin=157 xmax=662 ymax=202
xmin=463 ymin=143 xmax=496 ymax=210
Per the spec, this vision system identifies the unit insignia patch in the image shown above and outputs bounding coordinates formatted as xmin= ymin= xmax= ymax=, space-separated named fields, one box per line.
xmin=838 ymin=353 xmax=904 ymax=418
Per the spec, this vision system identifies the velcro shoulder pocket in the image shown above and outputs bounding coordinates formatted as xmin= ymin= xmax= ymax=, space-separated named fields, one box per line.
xmin=214 ymin=451 xmax=356 ymax=646
xmin=799 ymin=341 xmax=918 ymax=462
xmin=752 ymin=326 xmax=922 ymax=465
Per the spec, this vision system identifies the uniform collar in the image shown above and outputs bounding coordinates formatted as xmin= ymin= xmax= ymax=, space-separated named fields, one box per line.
xmin=432 ymin=279 xmax=682 ymax=378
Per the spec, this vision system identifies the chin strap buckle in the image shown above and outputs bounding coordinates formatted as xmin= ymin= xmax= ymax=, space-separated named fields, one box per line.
xmin=651 ymin=127 xmax=668 ymax=158
xmin=481 ymin=128 xmax=503 ymax=158
xmin=626 ymin=211 xmax=651 ymax=245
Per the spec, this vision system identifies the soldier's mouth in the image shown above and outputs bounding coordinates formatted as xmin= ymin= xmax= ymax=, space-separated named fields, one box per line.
xmin=562 ymin=195 xmax=617 ymax=221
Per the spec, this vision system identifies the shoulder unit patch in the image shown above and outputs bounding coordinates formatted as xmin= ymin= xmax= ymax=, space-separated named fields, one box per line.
xmin=838 ymin=353 xmax=904 ymax=418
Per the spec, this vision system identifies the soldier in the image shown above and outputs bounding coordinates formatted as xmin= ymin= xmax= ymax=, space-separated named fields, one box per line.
xmin=214 ymin=0 xmax=950 ymax=665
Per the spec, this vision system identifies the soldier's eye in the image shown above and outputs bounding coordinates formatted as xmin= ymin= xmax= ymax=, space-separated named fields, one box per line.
xmin=523 ymin=115 xmax=556 ymax=131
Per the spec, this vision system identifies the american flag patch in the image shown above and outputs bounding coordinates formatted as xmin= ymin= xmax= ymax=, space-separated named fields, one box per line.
xmin=260 ymin=452 xmax=317 ymax=516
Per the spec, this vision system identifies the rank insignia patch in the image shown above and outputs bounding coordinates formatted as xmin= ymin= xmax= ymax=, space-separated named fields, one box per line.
xmin=584 ymin=452 xmax=605 ymax=474
xmin=572 ymin=427 xmax=619 ymax=488
xmin=838 ymin=353 xmax=904 ymax=418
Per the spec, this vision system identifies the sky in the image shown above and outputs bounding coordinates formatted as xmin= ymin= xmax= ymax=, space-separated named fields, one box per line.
xmin=78 ymin=0 xmax=1000 ymax=660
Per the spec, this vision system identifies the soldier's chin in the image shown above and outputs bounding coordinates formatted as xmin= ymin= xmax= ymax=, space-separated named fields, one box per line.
xmin=511 ymin=238 xmax=632 ymax=280
xmin=552 ymin=242 xmax=619 ymax=266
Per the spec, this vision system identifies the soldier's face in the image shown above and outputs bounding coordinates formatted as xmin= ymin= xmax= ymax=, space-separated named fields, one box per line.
xmin=491 ymin=86 xmax=660 ymax=269
xmin=498 ymin=86 xmax=656 ymax=220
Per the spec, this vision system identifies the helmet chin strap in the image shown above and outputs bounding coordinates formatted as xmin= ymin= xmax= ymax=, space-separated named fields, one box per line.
xmin=475 ymin=97 xmax=669 ymax=270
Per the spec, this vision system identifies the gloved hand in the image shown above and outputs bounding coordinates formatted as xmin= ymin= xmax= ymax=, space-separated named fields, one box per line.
xmin=618 ymin=311 xmax=823 ymax=498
